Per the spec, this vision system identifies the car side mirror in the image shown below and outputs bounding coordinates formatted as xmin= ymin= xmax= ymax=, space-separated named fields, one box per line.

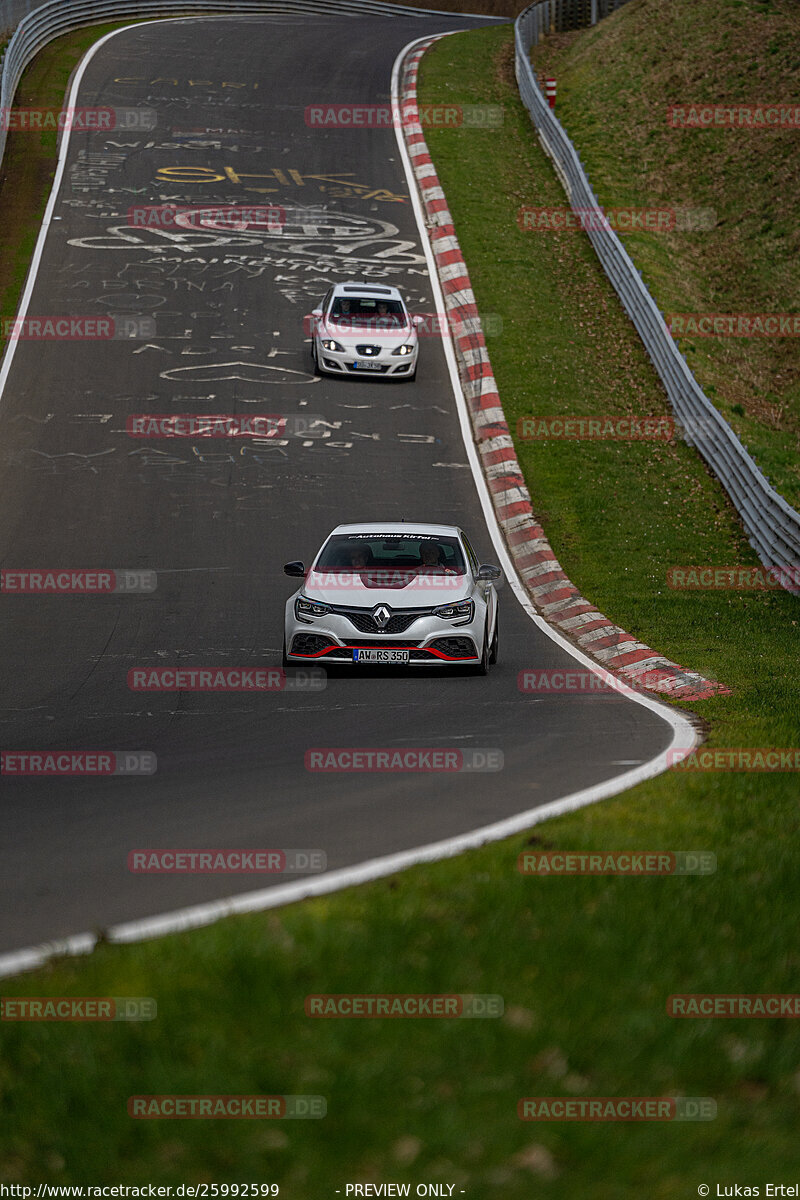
xmin=411 ymin=314 xmax=424 ymax=326
xmin=284 ymin=561 xmax=306 ymax=578
xmin=311 ymin=309 xmax=322 ymax=319
xmin=477 ymin=564 xmax=502 ymax=581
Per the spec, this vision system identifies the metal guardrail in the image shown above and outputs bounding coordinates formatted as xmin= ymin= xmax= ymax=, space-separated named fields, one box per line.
xmin=515 ymin=0 xmax=800 ymax=587
xmin=0 ymin=0 xmax=494 ymax=37
xmin=520 ymin=0 xmax=630 ymax=42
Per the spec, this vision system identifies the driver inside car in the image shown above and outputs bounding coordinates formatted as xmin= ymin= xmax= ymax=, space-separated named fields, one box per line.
xmin=418 ymin=542 xmax=456 ymax=574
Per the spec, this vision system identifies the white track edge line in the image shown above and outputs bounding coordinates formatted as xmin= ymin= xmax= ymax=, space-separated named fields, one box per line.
xmin=0 ymin=25 xmax=698 ymax=980
xmin=390 ymin=35 xmax=698 ymax=734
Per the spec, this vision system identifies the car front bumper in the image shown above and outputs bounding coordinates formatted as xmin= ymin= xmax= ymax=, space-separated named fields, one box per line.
xmin=315 ymin=339 xmax=418 ymax=378
xmin=284 ymin=607 xmax=482 ymax=665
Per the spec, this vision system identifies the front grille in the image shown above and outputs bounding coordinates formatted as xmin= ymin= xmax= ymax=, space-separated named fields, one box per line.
xmin=330 ymin=606 xmax=430 ymax=635
xmin=345 ymin=612 xmax=419 ymax=634
xmin=356 ymin=344 xmax=381 ymax=356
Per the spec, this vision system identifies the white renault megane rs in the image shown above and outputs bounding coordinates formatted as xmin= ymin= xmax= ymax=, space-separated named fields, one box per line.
xmin=283 ymin=522 xmax=501 ymax=673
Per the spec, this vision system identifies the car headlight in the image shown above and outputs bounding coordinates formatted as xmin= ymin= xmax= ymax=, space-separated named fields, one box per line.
xmin=321 ymin=339 xmax=344 ymax=352
xmin=295 ymin=595 xmax=331 ymax=619
xmin=391 ymin=343 xmax=415 ymax=356
xmin=432 ymin=599 xmax=474 ymax=625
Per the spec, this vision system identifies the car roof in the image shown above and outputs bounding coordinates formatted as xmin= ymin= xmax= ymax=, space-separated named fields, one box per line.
xmin=328 ymin=522 xmax=462 ymax=538
xmin=330 ymin=282 xmax=404 ymax=300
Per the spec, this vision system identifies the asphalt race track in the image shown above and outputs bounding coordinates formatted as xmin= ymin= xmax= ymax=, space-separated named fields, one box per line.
xmin=0 ymin=11 xmax=677 ymax=955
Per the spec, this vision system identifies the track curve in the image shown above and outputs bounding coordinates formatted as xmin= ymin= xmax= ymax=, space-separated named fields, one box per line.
xmin=0 ymin=10 xmax=684 ymax=958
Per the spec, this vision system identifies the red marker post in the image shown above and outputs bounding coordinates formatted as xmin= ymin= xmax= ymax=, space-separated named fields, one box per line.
xmin=545 ymin=78 xmax=557 ymax=110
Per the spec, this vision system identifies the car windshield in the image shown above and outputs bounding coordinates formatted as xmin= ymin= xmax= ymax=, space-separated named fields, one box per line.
xmin=328 ymin=296 xmax=407 ymax=330
xmin=314 ymin=534 xmax=466 ymax=575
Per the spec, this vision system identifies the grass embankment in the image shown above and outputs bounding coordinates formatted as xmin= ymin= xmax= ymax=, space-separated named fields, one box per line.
xmin=1 ymin=13 xmax=800 ymax=1198
xmin=532 ymin=0 xmax=800 ymax=508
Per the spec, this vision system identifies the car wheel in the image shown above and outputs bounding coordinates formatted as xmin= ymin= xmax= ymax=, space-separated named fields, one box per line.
xmin=489 ymin=611 xmax=499 ymax=664
xmin=310 ymin=339 xmax=319 ymax=374
xmin=473 ymin=621 xmax=490 ymax=676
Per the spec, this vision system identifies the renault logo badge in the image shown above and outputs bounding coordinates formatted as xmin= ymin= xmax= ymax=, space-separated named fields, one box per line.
xmin=372 ymin=605 xmax=391 ymax=628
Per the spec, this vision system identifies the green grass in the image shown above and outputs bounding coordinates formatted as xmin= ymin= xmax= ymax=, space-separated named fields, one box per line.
xmin=531 ymin=0 xmax=800 ymax=509
xmin=417 ymin=22 xmax=799 ymax=692
xmin=1 ymin=12 xmax=800 ymax=1197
